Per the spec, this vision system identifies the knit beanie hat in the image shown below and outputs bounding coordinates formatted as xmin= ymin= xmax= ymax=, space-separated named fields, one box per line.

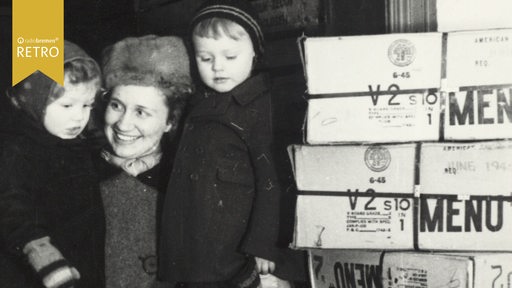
xmin=190 ymin=0 xmax=264 ymax=56
xmin=7 ymin=40 xmax=99 ymax=123
xmin=102 ymin=35 xmax=193 ymax=95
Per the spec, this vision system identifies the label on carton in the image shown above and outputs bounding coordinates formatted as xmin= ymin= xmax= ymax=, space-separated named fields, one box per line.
xmin=384 ymin=252 xmax=512 ymax=288
xmin=443 ymin=29 xmax=512 ymax=140
xmin=444 ymin=87 xmax=512 ymax=140
xmin=294 ymin=195 xmax=414 ymax=249
xmin=418 ymin=196 xmax=512 ymax=250
xmin=418 ymin=141 xmax=512 ymax=250
xmin=445 ymin=29 xmax=512 ymax=89
xmin=304 ymin=33 xmax=442 ymax=95
xmin=383 ymin=253 xmax=471 ymax=288
xmin=420 ymin=141 xmax=512 ymax=195
xmin=308 ymin=250 xmax=383 ymax=288
xmin=292 ymin=144 xmax=417 ymax=194
xmin=307 ymin=91 xmax=440 ymax=143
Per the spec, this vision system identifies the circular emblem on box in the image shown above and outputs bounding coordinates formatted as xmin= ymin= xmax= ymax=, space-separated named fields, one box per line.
xmin=388 ymin=39 xmax=416 ymax=67
xmin=365 ymin=146 xmax=391 ymax=172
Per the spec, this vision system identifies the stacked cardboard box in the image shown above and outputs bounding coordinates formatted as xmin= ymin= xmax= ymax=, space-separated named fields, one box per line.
xmin=290 ymin=143 xmax=416 ymax=250
xmin=293 ymin=28 xmax=512 ymax=288
xmin=308 ymin=249 xmax=512 ymax=288
xmin=302 ymin=29 xmax=512 ymax=144
xmin=303 ymin=33 xmax=442 ymax=144
xmin=291 ymin=141 xmax=512 ymax=251
xmin=443 ymin=29 xmax=512 ymax=140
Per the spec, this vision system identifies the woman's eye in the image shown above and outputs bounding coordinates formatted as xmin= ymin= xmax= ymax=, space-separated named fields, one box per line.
xmin=61 ymin=104 xmax=72 ymax=108
xmin=108 ymin=101 xmax=122 ymax=111
xmin=226 ymin=55 xmax=237 ymax=60
xmin=135 ymin=109 xmax=149 ymax=118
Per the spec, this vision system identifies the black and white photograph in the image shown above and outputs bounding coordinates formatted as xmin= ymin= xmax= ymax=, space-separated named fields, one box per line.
xmin=1 ymin=0 xmax=512 ymax=287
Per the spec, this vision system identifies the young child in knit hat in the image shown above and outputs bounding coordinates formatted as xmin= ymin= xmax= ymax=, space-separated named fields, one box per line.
xmin=159 ymin=1 xmax=304 ymax=287
xmin=0 ymin=40 xmax=105 ymax=288
xmin=98 ymin=35 xmax=193 ymax=288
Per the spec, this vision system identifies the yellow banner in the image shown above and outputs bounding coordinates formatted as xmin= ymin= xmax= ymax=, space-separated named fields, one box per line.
xmin=13 ymin=0 xmax=64 ymax=86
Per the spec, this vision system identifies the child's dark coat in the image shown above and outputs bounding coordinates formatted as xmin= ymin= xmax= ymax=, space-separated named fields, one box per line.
xmin=159 ymin=74 xmax=281 ymax=283
xmin=0 ymin=113 xmax=106 ymax=288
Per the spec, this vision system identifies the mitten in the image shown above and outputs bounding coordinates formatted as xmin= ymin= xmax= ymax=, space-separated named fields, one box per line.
xmin=23 ymin=236 xmax=80 ymax=288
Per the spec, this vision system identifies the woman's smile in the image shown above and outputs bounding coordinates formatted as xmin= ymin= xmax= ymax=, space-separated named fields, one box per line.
xmin=113 ymin=130 xmax=140 ymax=143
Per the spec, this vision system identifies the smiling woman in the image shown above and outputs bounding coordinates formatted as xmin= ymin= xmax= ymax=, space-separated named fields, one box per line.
xmin=97 ymin=35 xmax=193 ymax=288
xmin=105 ymin=85 xmax=172 ymax=161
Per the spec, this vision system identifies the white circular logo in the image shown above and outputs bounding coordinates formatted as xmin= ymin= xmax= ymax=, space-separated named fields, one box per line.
xmin=365 ymin=146 xmax=391 ymax=172
xmin=388 ymin=39 xmax=416 ymax=67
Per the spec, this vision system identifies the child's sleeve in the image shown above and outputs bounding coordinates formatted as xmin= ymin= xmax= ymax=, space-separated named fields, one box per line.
xmin=0 ymin=141 xmax=82 ymax=287
xmin=242 ymin=140 xmax=281 ymax=262
xmin=240 ymin=96 xmax=282 ymax=263
xmin=0 ymin=142 xmax=49 ymax=255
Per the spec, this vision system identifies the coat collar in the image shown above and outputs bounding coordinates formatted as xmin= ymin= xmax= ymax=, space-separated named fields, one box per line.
xmin=188 ymin=74 xmax=268 ymax=118
xmin=229 ymin=73 xmax=268 ymax=106
xmin=191 ymin=73 xmax=268 ymax=107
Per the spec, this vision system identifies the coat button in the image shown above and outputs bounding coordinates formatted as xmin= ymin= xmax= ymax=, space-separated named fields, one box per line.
xmin=190 ymin=173 xmax=199 ymax=181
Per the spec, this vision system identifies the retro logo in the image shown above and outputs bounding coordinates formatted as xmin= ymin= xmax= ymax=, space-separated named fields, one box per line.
xmin=388 ymin=39 xmax=416 ymax=67
xmin=365 ymin=146 xmax=391 ymax=172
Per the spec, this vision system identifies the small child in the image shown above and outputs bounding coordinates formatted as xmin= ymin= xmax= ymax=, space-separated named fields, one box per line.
xmin=0 ymin=41 xmax=105 ymax=288
xmin=159 ymin=1 xmax=297 ymax=287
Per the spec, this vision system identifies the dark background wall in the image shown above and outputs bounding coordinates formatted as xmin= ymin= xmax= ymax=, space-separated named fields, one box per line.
xmin=0 ymin=1 xmax=13 ymax=131
xmin=1 ymin=0 xmax=386 ymax=193
xmin=1 ymin=0 xmax=386 ymax=97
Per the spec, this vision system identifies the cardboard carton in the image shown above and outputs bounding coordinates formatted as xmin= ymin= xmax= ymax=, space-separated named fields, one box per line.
xmin=301 ymin=33 xmax=442 ymax=143
xmin=290 ymin=144 xmax=416 ymax=249
xmin=295 ymin=195 xmax=414 ymax=249
xmin=306 ymin=94 xmax=440 ymax=144
xmin=308 ymin=249 xmax=383 ymax=288
xmin=308 ymin=250 xmax=512 ymax=288
xmin=443 ymin=29 xmax=512 ymax=140
xmin=291 ymin=144 xmax=417 ymax=194
xmin=383 ymin=251 xmax=512 ymax=288
xmin=420 ymin=141 xmax=512 ymax=196
xmin=302 ymin=33 xmax=442 ymax=95
xmin=418 ymin=141 xmax=512 ymax=250
xmin=291 ymin=142 xmax=512 ymax=250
